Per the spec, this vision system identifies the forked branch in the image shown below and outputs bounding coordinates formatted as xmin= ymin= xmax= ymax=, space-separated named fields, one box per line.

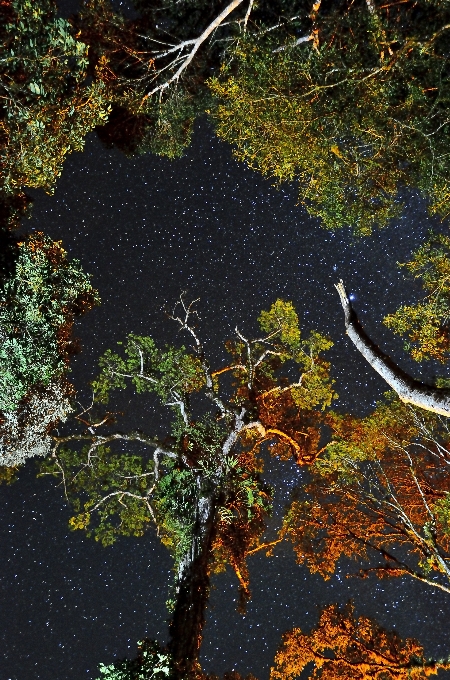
xmin=143 ymin=0 xmax=246 ymax=98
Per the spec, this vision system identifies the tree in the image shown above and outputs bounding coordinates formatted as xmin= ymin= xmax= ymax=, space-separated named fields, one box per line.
xmin=271 ymin=602 xmax=450 ymax=680
xmin=0 ymin=232 xmax=99 ymax=466
xmin=210 ymin=0 xmax=450 ymax=233
xmin=281 ymin=396 xmax=450 ymax=594
xmin=0 ymin=0 xmax=110 ymax=196
xmin=40 ymin=297 xmax=336 ymax=678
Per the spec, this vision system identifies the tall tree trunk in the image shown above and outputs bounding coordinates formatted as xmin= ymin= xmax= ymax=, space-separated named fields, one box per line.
xmin=335 ymin=280 xmax=450 ymax=416
xmin=168 ymin=491 xmax=216 ymax=679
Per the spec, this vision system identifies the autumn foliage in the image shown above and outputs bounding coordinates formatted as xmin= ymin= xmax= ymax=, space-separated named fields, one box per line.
xmin=281 ymin=399 xmax=450 ymax=592
xmin=271 ymin=603 xmax=447 ymax=680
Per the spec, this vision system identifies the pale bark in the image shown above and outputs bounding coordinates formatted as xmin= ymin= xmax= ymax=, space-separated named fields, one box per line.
xmin=144 ymin=0 xmax=245 ymax=98
xmin=335 ymin=280 xmax=450 ymax=417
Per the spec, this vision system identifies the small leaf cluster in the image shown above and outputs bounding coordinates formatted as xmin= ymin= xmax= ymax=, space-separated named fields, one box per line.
xmin=96 ymin=639 xmax=173 ymax=680
xmin=229 ymin=466 xmax=272 ymax=522
xmin=434 ymin=493 xmax=450 ymax=537
xmin=171 ymin=414 xmax=225 ymax=476
xmin=153 ymin=461 xmax=198 ymax=563
xmin=258 ymin=299 xmax=336 ymax=411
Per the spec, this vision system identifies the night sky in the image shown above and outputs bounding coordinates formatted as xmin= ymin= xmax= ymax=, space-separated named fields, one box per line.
xmin=2 ymin=120 xmax=450 ymax=680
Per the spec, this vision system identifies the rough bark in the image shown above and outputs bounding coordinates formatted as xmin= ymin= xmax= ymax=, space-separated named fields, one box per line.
xmin=335 ymin=280 xmax=450 ymax=417
xmin=168 ymin=490 xmax=216 ymax=679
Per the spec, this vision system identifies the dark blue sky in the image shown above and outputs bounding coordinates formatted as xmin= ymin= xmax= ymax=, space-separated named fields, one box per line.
xmin=2 ymin=121 xmax=450 ymax=680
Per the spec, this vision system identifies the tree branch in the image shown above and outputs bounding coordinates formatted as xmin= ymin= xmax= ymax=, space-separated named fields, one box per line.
xmin=169 ymin=294 xmax=231 ymax=416
xmin=143 ymin=0 xmax=246 ymax=98
xmin=335 ymin=279 xmax=450 ymax=416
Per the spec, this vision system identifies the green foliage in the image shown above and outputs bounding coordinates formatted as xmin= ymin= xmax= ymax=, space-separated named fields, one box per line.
xmin=0 ymin=233 xmax=99 ymax=412
xmin=171 ymin=415 xmax=225 ymax=470
xmin=96 ymin=640 xmax=173 ymax=680
xmin=155 ymin=415 xmax=226 ymax=562
xmin=92 ymin=334 xmax=205 ymax=404
xmin=257 ymin=299 xmax=336 ymax=411
xmin=0 ymin=0 xmax=110 ymax=195
xmin=141 ymin=91 xmax=207 ymax=159
xmin=228 ymin=466 xmax=272 ymax=522
xmin=258 ymin=299 xmax=301 ymax=351
xmin=384 ymin=233 xmax=450 ymax=362
xmin=434 ymin=493 xmax=450 ymax=537
xmin=210 ymin=2 xmax=450 ymax=233
xmin=153 ymin=461 xmax=198 ymax=562
xmin=123 ymin=90 xmax=210 ymax=160
xmin=40 ymin=416 xmax=223 ymax=556
xmin=40 ymin=444 xmax=154 ymax=546
xmin=0 ymin=465 xmax=20 ymax=484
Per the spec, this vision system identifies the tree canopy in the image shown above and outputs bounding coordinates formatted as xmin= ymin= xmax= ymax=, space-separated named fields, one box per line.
xmin=5 ymin=1 xmax=450 ymax=678
xmin=0 ymin=0 xmax=110 ymax=196
xmin=0 ymin=232 xmax=98 ymax=467
xmin=4 ymin=0 xmax=450 ymax=234
xmin=384 ymin=233 xmax=450 ymax=363
xmin=0 ymin=232 xmax=99 ymax=413
xmin=210 ymin=0 xmax=450 ymax=233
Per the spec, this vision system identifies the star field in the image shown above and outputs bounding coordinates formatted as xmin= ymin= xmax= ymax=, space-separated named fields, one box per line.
xmin=2 ymin=121 xmax=450 ymax=680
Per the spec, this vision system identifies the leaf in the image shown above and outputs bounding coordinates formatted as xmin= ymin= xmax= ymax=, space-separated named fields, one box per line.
xmin=28 ymin=82 xmax=41 ymax=94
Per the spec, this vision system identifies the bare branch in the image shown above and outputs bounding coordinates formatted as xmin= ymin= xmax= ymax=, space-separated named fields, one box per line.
xmin=235 ymin=326 xmax=253 ymax=388
xmin=170 ymin=294 xmax=231 ymax=416
xmin=273 ymin=34 xmax=314 ymax=53
xmin=166 ymin=391 xmax=190 ymax=425
xmin=89 ymin=489 xmax=152 ymax=513
xmin=246 ymin=538 xmax=283 ymax=555
xmin=143 ymin=0 xmax=246 ymax=99
xmin=243 ymin=0 xmax=254 ymax=32
xmin=51 ymin=430 xmax=177 ymax=459
xmin=273 ymin=0 xmax=321 ymax=52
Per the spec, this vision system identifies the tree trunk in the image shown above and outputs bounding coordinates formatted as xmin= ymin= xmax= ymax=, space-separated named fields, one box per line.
xmin=168 ymin=491 xmax=216 ymax=679
xmin=335 ymin=280 xmax=450 ymax=417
